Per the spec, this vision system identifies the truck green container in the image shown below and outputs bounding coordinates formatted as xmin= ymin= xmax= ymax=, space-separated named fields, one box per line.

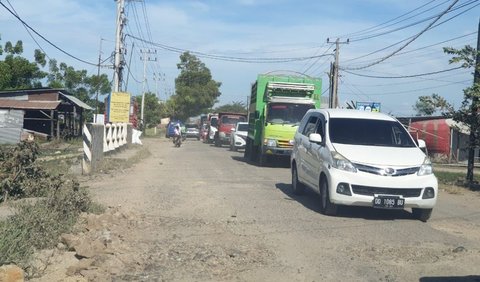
xmin=244 ymin=74 xmax=322 ymax=166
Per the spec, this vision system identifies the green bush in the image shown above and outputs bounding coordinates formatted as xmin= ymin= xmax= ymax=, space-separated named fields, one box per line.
xmin=0 ymin=182 xmax=92 ymax=267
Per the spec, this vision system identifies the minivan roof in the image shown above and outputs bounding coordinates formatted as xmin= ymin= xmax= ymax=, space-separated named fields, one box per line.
xmin=310 ymin=109 xmax=395 ymax=121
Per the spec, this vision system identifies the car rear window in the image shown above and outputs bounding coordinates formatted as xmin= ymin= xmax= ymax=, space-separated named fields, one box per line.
xmin=329 ymin=118 xmax=415 ymax=147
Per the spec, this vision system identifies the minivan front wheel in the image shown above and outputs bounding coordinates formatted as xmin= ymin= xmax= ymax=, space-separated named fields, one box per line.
xmin=412 ymin=208 xmax=432 ymax=222
xmin=320 ymin=178 xmax=337 ymax=216
xmin=291 ymin=165 xmax=305 ymax=195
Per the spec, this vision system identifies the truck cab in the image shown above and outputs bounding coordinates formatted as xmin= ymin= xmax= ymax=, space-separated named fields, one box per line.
xmin=214 ymin=112 xmax=247 ymax=147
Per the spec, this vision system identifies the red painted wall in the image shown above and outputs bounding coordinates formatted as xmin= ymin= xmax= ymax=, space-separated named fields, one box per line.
xmin=410 ymin=119 xmax=450 ymax=156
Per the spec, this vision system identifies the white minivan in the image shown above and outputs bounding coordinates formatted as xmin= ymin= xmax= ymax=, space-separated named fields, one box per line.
xmin=290 ymin=109 xmax=438 ymax=222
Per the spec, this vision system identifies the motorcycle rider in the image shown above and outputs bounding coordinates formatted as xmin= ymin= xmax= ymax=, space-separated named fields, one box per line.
xmin=173 ymin=124 xmax=182 ymax=146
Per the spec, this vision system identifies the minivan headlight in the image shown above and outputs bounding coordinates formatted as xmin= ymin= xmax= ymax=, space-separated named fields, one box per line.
xmin=331 ymin=151 xmax=357 ymax=173
xmin=417 ymin=157 xmax=433 ymax=176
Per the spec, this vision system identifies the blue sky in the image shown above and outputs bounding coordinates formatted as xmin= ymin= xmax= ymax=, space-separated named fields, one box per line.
xmin=0 ymin=0 xmax=478 ymax=116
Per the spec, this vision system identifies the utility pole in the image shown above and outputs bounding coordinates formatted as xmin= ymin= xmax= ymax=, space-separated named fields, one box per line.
xmin=113 ymin=0 xmax=126 ymax=92
xmin=95 ymin=38 xmax=104 ymax=123
xmin=466 ymin=18 xmax=480 ymax=184
xmin=140 ymin=49 xmax=157 ymax=126
xmin=327 ymin=38 xmax=349 ymax=108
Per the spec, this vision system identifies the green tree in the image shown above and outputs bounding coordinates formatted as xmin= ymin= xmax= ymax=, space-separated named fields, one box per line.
xmin=444 ymin=45 xmax=479 ymax=185
xmin=0 ymin=38 xmax=47 ymax=90
xmin=135 ymin=92 xmax=162 ymax=130
xmin=172 ymin=52 xmax=221 ymax=120
xmin=47 ymin=60 xmax=110 ymax=104
xmin=215 ymin=101 xmax=247 ymax=114
xmin=413 ymin=93 xmax=452 ymax=116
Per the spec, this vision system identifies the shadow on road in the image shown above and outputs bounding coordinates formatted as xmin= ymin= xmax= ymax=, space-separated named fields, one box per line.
xmin=230 ymin=155 xmax=290 ymax=168
xmin=276 ymin=183 xmax=414 ymax=221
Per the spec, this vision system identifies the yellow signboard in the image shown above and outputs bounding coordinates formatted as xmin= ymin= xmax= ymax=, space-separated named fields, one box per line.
xmin=109 ymin=92 xmax=131 ymax=123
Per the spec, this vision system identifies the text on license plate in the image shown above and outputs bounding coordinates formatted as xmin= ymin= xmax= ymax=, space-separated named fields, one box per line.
xmin=373 ymin=196 xmax=404 ymax=209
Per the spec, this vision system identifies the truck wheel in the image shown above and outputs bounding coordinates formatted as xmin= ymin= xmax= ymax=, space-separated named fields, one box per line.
xmin=412 ymin=208 xmax=432 ymax=222
xmin=259 ymin=153 xmax=268 ymax=167
xmin=292 ymin=165 xmax=305 ymax=195
xmin=320 ymin=178 xmax=337 ymax=216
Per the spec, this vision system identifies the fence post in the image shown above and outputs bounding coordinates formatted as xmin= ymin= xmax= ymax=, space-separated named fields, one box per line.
xmin=82 ymin=123 xmax=105 ymax=174
xmin=82 ymin=124 xmax=92 ymax=174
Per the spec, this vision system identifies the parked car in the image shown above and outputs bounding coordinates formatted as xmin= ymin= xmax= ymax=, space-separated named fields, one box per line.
xmin=290 ymin=109 xmax=438 ymax=222
xmin=230 ymin=122 xmax=248 ymax=151
xmin=185 ymin=123 xmax=200 ymax=140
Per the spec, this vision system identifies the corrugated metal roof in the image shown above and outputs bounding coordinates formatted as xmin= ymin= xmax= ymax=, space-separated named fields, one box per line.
xmin=60 ymin=93 xmax=93 ymax=110
xmin=0 ymin=100 xmax=60 ymax=110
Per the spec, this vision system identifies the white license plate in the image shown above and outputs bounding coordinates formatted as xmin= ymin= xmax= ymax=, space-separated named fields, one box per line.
xmin=373 ymin=196 xmax=404 ymax=209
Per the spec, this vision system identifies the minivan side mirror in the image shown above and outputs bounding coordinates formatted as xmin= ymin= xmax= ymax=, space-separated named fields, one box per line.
xmin=417 ymin=139 xmax=426 ymax=149
xmin=309 ymin=133 xmax=323 ymax=144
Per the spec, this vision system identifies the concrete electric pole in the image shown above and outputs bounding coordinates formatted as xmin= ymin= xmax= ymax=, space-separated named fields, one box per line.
xmin=140 ymin=49 xmax=157 ymax=126
xmin=113 ymin=0 xmax=126 ymax=92
xmin=327 ymin=38 xmax=349 ymax=108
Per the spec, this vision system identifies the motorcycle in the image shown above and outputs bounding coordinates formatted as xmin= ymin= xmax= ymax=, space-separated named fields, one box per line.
xmin=173 ymin=134 xmax=182 ymax=147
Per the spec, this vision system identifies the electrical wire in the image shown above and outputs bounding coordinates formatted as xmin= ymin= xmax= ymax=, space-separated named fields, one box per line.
xmin=0 ymin=1 xmax=99 ymax=66
xmin=349 ymin=0 xmax=477 ymax=42
xmin=344 ymin=79 xmax=471 ymax=97
xmin=126 ymin=34 xmax=335 ymax=63
xmin=341 ymin=0 xmax=459 ymax=71
xmin=338 ymin=0 xmax=440 ymax=38
xmin=342 ymin=1 xmax=478 ymax=66
xmin=344 ymin=66 xmax=463 ymax=78
xmin=5 ymin=0 xmax=51 ymax=60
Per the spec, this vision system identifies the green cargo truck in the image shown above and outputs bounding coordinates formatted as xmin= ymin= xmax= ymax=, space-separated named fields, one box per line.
xmin=244 ymin=74 xmax=322 ymax=166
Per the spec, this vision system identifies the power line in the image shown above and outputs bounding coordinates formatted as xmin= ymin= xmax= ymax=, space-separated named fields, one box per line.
xmin=338 ymin=0 xmax=440 ymax=38
xmin=342 ymin=0 xmax=460 ymax=71
xmin=125 ymin=34 xmax=335 ymax=63
xmin=343 ymin=79 xmax=471 ymax=96
xmin=344 ymin=66 xmax=463 ymax=78
xmin=0 ymin=1 xmax=99 ymax=66
xmin=342 ymin=1 xmax=478 ymax=68
xmin=5 ymin=0 xmax=51 ymax=60
xmin=349 ymin=0 xmax=477 ymax=42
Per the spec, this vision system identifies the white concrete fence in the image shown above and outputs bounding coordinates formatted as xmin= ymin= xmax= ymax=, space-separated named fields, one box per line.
xmin=82 ymin=123 xmax=132 ymax=174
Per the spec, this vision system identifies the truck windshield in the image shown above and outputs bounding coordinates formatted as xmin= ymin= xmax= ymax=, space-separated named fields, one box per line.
xmin=221 ymin=116 xmax=247 ymax=124
xmin=266 ymin=103 xmax=315 ymax=125
xmin=329 ymin=118 xmax=416 ymax=147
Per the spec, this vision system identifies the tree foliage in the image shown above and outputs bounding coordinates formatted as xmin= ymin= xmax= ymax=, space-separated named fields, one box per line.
xmin=444 ymin=45 xmax=479 ymax=185
xmin=172 ymin=52 xmax=221 ymax=120
xmin=0 ymin=36 xmax=111 ymax=121
xmin=413 ymin=93 xmax=452 ymax=116
xmin=0 ymin=39 xmax=47 ymax=90
xmin=135 ymin=92 xmax=162 ymax=129
xmin=215 ymin=101 xmax=247 ymax=114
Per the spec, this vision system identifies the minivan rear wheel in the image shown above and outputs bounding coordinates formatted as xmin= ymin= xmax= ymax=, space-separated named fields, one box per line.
xmin=320 ymin=178 xmax=337 ymax=216
xmin=412 ymin=208 xmax=432 ymax=222
xmin=291 ymin=165 xmax=305 ymax=195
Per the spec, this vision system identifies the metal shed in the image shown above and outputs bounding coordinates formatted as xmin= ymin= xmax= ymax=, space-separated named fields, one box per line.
xmin=0 ymin=88 xmax=93 ymax=143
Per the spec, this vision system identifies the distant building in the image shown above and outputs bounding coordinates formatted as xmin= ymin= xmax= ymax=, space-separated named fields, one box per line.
xmin=0 ymin=88 xmax=93 ymax=144
xmin=399 ymin=116 xmax=475 ymax=163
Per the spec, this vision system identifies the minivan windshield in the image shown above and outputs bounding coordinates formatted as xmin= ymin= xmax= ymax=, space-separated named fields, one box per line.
xmin=267 ymin=103 xmax=315 ymax=125
xmin=329 ymin=118 xmax=416 ymax=147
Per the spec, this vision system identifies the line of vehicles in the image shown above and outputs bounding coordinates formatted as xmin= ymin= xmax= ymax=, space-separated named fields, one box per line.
xmin=173 ymin=73 xmax=439 ymax=222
